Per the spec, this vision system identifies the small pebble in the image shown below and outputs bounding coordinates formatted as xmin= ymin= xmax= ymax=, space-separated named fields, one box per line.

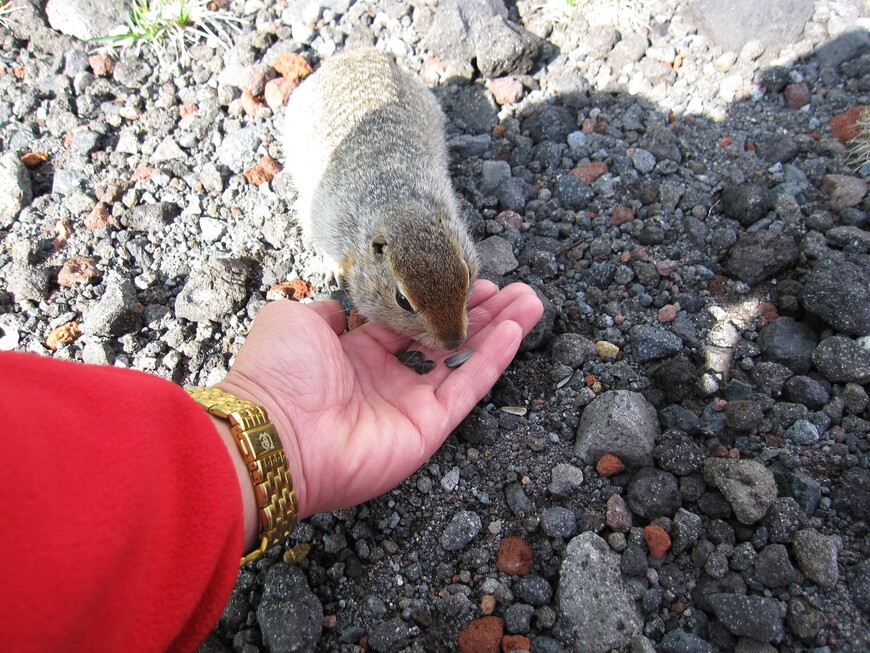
xmin=445 ymin=349 xmax=474 ymax=367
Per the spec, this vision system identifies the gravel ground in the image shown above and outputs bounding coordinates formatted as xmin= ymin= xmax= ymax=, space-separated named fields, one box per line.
xmin=2 ymin=1 xmax=870 ymax=652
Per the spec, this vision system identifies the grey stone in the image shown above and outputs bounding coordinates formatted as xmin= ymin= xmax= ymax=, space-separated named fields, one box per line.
xmin=150 ymin=137 xmax=187 ymax=163
xmin=522 ymin=105 xmax=576 ymax=143
xmin=7 ymin=265 xmax=50 ymax=303
xmin=783 ymin=375 xmax=830 ymax=409
xmin=787 ymin=596 xmax=826 ymax=643
xmin=843 ymin=383 xmax=869 ymax=414
xmin=83 ymin=274 xmax=142 ymax=337
xmin=540 ymin=506 xmax=577 ymax=539
xmin=440 ymin=511 xmax=481 ymax=551
xmin=52 ymin=169 xmax=89 ymax=196
xmin=575 ymin=390 xmax=659 ymax=468
xmin=653 ymin=432 xmax=705 ymax=476
xmin=607 ymin=32 xmax=649 ymax=72
xmin=457 ymin=407 xmax=498 ymax=445
xmin=550 ymin=333 xmax=597 ymax=369
xmin=477 ymin=236 xmax=518 ymax=277
xmin=113 ymin=57 xmax=151 ymax=89
xmin=802 ymin=252 xmax=870 ymax=336
xmin=496 ymin=176 xmax=534 ymax=212
xmin=755 ymin=133 xmax=798 ymax=164
xmin=630 ymin=148 xmax=657 ymax=174
xmin=725 ymin=231 xmax=799 ymax=285
xmin=642 ymin=125 xmax=682 ymax=163
xmin=832 ymin=465 xmax=870 ymax=521
xmin=771 ymin=464 xmax=822 ymax=517
xmin=823 ymin=174 xmax=868 ymax=212
xmin=751 ymin=362 xmax=794 ymax=397
xmin=758 ymin=317 xmax=817 ymax=374
xmin=792 ymin=529 xmax=840 ymax=589
xmin=703 ymin=458 xmax=777 ymax=525
xmin=0 ymin=152 xmax=32 ymax=228
xmin=816 ymin=28 xmax=870 ymax=67
xmin=504 ymin=602 xmax=534 ymax=634
xmin=827 ymin=226 xmax=870 ymax=253
xmin=709 ymin=593 xmax=783 ymax=642
xmin=620 ymin=544 xmax=648 ymax=577
xmin=671 ymin=509 xmax=703 ymax=555
xmin=848 ymin=559 xmax=870 ymax=613
xmin=505 ymin=481 xmax=534 ymax=519
xmin=725 ymin=400 xmax=764 ymax=433
xmin=631 ymin=324 xmax=683 ymax=362
xmin=627 ymin=467 xmax=682 ymax=520
xmin=721 ymin=183 xmax=770 ymax=226
xmin=480 ymin=160 xmax=511 ymax=196
xmin=475 ymin=14 xmax=541 ymax=78
xmin=784 ymin=419 xmax=819 ymax=445
xmin=45 ymin=0 xmax=128 ymax=41
xmin=257 ymin=564 xmax=323 ymax=653
xmin=660 ymin=630 xmax=716 ymax=653
xmin=424 ymin=0 xmax=539 ymax=77
xmin=126 ymin=202 xmax=181 ymax=232
xmin=548 ymin=463 xmax=584 ymax=498
xmin=218 ymin=126 xmax=262 ymax=172
xmin=557 ymin=532 xmax=642 ymax=651
xmin=554 ymin=174 xmax=594 ymax=211
xmin=687 ymin=0 xmax=813 ymax=52
xmin=367 ymin=618 xmax=414 ymax=652
xmin=812 ymin=336 xmax=870 ymax=384
xmin=217 ymin=62 xmax=275 ymax=96
xmin=658 ymin=405 xmax=703 ymax=436
xmin=175 ymin=258 xmax=251 ymax=323
xmin=754 ymin=544 xmax=799 ymax=588
xmin=514 ymin=574 xmax=553 ymax=606
xmin=450 ymin=86 xmax=498 ymax=134
xmin=763 ymin=497 xmax=803 ymax=544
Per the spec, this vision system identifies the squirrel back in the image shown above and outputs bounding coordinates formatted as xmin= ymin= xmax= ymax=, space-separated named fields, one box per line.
xmin=283 ymin=49 xmax=478 ymax=350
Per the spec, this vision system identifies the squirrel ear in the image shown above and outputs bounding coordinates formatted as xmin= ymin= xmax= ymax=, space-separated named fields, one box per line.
xmin=370 ymin=235 xmax=387 ymax=257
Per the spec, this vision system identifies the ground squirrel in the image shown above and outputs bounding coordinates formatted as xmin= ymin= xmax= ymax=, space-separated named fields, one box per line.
xmin=282 ymin=48 xmax=479 ymax=351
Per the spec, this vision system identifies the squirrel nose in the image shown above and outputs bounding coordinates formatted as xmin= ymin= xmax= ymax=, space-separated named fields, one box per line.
xmin=442 ymin=335 xmax=466 ymax=351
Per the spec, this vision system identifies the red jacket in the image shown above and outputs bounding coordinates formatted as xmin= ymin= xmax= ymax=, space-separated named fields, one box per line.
xmin=0 ymin=351 xmax=244 ymax=652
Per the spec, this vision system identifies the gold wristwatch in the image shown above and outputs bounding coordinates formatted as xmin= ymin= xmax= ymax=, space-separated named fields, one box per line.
xmin=186 ymin=386 xmax=298 ymax=566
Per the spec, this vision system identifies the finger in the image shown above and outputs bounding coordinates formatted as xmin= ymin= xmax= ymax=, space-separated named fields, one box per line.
xmin=466 ymin=283 xmax=544 ymax=339
xmin=433 ymin=319 xmax=525 ymax=428
xmin=305 ymin=299 xmax=349 ymax=337
xmin=468 ymin=279 xmax=499 ymax=308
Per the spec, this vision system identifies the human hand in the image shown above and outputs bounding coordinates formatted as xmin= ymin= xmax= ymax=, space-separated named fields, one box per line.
xmin=217 ymin=280 xmax=543 ymax=521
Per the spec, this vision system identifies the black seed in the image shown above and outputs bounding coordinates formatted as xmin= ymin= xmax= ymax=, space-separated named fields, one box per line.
xmin=444 ymin=349 xmax=473 ymax=368
xmin=397 ymin=350 xmax=425 ymax=366
xmin=414 ymin=359 xmax=435 ymax=375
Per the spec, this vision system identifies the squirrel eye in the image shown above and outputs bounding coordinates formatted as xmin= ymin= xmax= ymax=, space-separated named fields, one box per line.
xmin=395 ymin=289 xmax=414 ymax=313
xmin=371 ymin=236 xmax=387 ymax=256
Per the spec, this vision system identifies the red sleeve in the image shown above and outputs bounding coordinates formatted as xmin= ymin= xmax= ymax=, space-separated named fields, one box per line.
xmin=0 ymin=351 xmax=244 ymax=653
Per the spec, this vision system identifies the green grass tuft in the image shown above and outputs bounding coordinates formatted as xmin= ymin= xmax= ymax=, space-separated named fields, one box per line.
xmin=93 ymin=0 xmax=243 ymax=57
xmin=0 ymin=0 xmax=20 ymax=30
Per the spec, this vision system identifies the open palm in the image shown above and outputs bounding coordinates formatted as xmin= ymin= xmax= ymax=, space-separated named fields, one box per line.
xmin=218 ymin=280 xmax=543 ymax=519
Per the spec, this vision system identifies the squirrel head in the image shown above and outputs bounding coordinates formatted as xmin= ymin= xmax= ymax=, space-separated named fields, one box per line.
xmin=348 ymin=208 xmax=479 ymax=350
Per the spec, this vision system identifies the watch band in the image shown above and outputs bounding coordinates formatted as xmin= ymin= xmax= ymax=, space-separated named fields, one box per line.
xmin=186 ymin=386 xmax=298 ymax=566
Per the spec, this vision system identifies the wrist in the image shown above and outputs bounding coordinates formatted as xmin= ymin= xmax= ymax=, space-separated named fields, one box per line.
xmin=213 ymin=379 xmax=309 ymax=520
xmin=207 ymin=412 xmax=259 ymax=554
xmin=187 ymin=385 xmax=300 ymax=565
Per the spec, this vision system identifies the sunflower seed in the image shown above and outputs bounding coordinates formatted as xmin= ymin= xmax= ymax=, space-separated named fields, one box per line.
xmin=414 ymin=359 xmax=435 ymax=375
xmin=556 ymin=374 xmax=573 ymax=389
xmin=397 ymin=350 xmax=425 ymax=366
xmin=501 ymin=405 xmax=527 ymax=416
xmin=444 ymin=349 xmax=473 ymax=368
